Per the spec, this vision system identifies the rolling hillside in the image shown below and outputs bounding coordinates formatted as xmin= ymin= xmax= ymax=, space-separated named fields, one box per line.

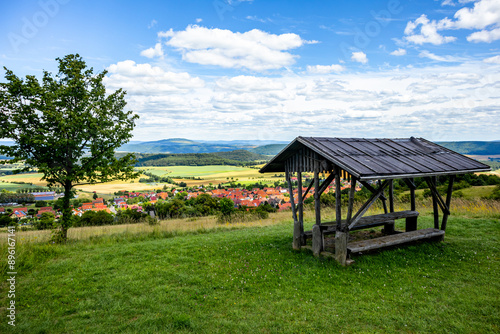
xmin=118 ymin=138 xmax=287 ymax=154
xmin=436 ymin=141 xmax=500 ymax=155
xmin=134 ymin=150 xmax=270 ymax=166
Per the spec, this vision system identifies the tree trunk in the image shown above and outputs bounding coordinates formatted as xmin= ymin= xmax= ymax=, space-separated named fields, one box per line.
xmin=57 ymin=182 xmax=73 ymax=242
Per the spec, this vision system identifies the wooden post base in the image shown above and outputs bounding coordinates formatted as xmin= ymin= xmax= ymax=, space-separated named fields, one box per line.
xmin=335 ymin=231 xmax=348 ymax=266
xmin=293 ymin=221 xmax=301 ymax=250
xmin=312 ymin=225 xmax=323 ymax=257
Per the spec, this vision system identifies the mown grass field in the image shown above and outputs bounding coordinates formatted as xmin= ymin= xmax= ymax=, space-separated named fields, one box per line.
xmin=1 ymin=201 xmax=498 ymax=333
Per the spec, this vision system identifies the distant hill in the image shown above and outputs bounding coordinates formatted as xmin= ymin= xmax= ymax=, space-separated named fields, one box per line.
xmin=134 ymin=150 xmax=270 ymax=167
xmin=118 ymin=138 xmax=287 ymax=154
xmin=249 ymin=144 xmax=287 ymax=156
xmin=211 ymin=150 xmax=269 ymax=162
xmin=436 ymin=141 xmax=500 ymax=156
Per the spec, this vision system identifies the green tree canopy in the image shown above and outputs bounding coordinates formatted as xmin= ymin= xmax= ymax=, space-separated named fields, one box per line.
xmin=0 ymin=54 xmax=139 ymax=241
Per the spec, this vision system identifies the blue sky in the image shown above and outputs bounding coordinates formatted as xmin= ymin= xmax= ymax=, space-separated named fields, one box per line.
xmin=1 ymin=0 xmax=500 ymax=142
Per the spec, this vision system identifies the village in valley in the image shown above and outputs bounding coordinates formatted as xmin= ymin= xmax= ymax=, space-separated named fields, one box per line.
xmin=1 ymin=176 xmax=361 ymax=222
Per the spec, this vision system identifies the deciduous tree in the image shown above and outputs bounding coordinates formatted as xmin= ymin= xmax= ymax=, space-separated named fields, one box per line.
xmin=0 ymin=54 xmax=139 ymax=241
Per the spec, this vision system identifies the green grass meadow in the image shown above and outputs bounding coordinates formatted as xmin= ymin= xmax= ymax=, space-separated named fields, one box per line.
xmin=1 ymin=213 xmax=499 ymax=333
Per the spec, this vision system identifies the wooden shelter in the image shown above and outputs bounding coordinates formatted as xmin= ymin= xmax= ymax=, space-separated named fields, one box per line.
xmin=259 ymin=137 xmax=491 ymax=265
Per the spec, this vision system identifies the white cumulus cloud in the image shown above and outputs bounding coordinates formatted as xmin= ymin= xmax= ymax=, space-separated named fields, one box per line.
xmin=483 ymin=55 xmax=500 ymax=63
xmin=306 ymin=64 xmax=345 ymax=74
xmin=351 ymin=51 xmax=368 ymax=64
xmin=140 ymin=43 xmax=164 ymax=59
xmin=405 ymin=0 xmax=500 ymax=44
xmin=156 ymin=25 xmax=314 ymax=71
xmin=390 ymin=48 xmax=407 ymax=56
xmin=404 ymin=15 xmax=457 ymax=45
xmin=105 ymin=60 xmax=204 ymax=95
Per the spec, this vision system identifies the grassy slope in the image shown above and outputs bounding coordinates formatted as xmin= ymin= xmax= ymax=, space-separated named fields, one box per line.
xmin=1 ymin=214 xmax=499 ymax=333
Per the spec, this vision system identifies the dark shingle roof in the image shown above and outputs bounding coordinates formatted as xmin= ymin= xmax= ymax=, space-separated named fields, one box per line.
xmin=259 ymin=137 xmax=490 ymax=180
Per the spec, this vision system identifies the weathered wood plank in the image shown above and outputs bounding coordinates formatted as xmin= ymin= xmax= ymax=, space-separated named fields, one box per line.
xmin=441 ymin=175 xmax=454 ymax=231
xmin=348 ymin=228 xmax=445 ymax=253
xmin=350 ymin=210 xmax=419 ymax=228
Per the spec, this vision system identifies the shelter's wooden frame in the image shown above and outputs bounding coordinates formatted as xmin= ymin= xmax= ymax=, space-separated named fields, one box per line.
xmin=283 ymin=147 xmax=456 ymax=266
xmin=261 ymin=137 xmax=490 ymax=266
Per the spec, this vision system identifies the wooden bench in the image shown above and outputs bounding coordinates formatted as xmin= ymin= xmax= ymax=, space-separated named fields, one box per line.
xmin=303 ymin=210 xmax=420 ymax=240
xmin=348 ymin=228 xmax=444 ymax=253
xmin=350 ymin=210 xmax=419 ymax=231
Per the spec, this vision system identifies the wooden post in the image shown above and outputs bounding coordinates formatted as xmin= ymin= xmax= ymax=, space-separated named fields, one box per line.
xmin=378 ymin=180 xmax=388 ymax=214
xmin=409 ymin=178 xmax=416 ymax=211
xmin=383 ymin=179 xmax=395 ymax=234
xmin=287 ymin=170 xmax=300 ymax=250
xmin=297 ymin=170 xmax=305 ymax=246
xmin=441 ymin=175 xmax=454 ymax=231
xmin=335 ymin=231 xmax=348 ymax=266
xmin=335 ymin=167 xmax=342 ymax=231
xmin=388 ymin=179 xmax=394 ymax=213
xmin=427 ymin=177 xmax=440 ymax=229
xmin=406 ymin=178 xmax=417 ymax=232
xmin=346 ymin=177 xmax=356 ymax=224
xmin=312 ymin=169 xmax=323 ymax=255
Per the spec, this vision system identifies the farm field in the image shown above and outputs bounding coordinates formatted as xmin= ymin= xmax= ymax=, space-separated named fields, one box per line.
xmin=131 ymin=165 xmax=279 ymax=187
xmin=0 ymin=208 xmax=498 ymax=333
xmin=0 ymin=165 xmax=283 ymax=193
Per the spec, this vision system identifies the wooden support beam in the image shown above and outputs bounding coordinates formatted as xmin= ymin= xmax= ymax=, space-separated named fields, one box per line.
xmin=378 ymin=180 xmax=388 ymax=214
xmin=408 ymin=178 xmax=416 ymax=212
xmin=441 ymin=175 xmax=455 ymax=231
xmin=388 ymin=179 xmax=394 ymax=213
xmin=335 ymin=167 xmax=342 ymax=231
xmin=425 ymin=177 xmax=451 ymax=215
xmin=302 ymin=181 xmax=314 ymax=198
xmin=349 ymin=180 xmax=390 ymax=230
xmin=314 ymin=170 xmax=321 ymax=226
xmin=384 ymin=179 xmax=395 ymax=234
xmin=297 ymin=171 xmax=305 ymax=246
xmin=312 ymin=169 xmax=323 ymax=254
xmin=318 ymin=172 xmax=336 ymax=195
xmin=346 ymin=177 xmax=357 ymax=225
xmin=429 ymin=177 xmax=439 ymax=229
xmin=287 ymin=170 xmax=300 ymax=250
xmin=403 ymin=178 xmax=416 ymax=189
xmin=359 ymin=180 xmax=387 ymax=201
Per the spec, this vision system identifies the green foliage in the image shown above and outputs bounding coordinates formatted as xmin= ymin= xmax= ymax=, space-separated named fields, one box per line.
xmin=0 ymin=214 xmax=14 ymax=227
xmin=0 ymin=54 xmax=139 ymax=241
xmin=249 ymin=143 xmax=287 ymax=155
xmin=115 ymin=208 xmax=148 ymax=224
xmin=0 ymin=192 xmax=35 ymax=203
xmin=219 ymin=197 xmax=235 ymax=216
xmin=35 ymin=200 xmax=47 ymax=208
xmin=133 ymin=150 xmax=268 ymax=167
xmin=34 ymin=212 xmax=55 ymax=230
xmin=73 ymin=210 xmax=114 ymax=227
xmin=211 ymin=149 xmax=269 ymax=162
xmin=487 ymin=185 xmax=500 ymax=200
